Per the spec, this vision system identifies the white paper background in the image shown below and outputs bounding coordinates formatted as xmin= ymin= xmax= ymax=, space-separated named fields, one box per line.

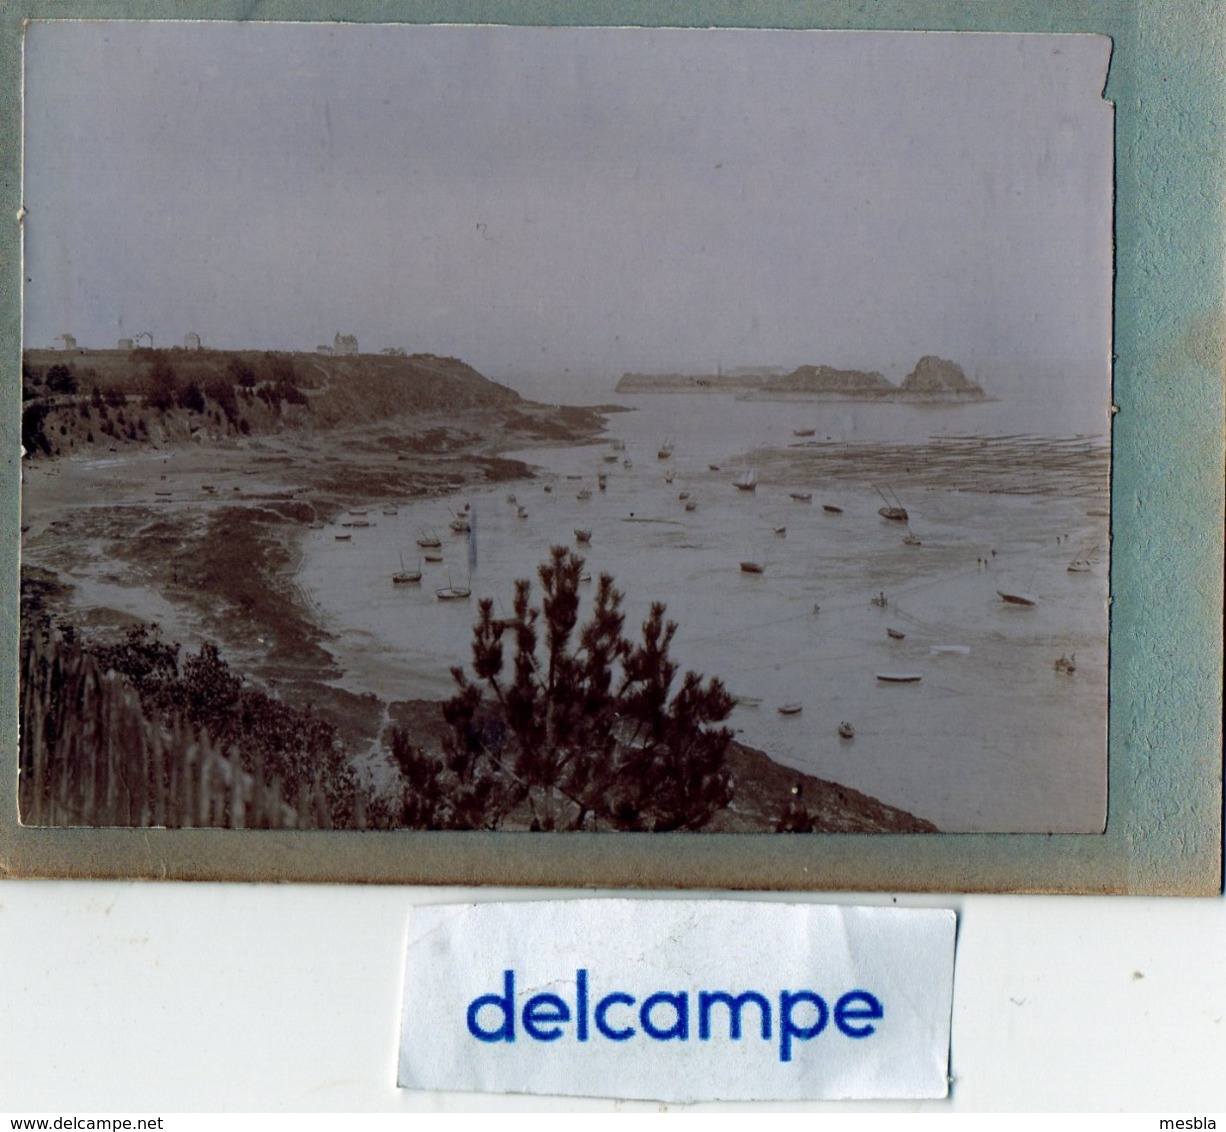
xmin=1 ymin=884 xmax=1223 ymax=1112
xmin=399 ymin=901 xmax=954 ymax=1101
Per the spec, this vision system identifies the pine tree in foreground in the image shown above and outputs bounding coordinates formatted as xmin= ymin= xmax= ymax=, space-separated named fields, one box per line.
xmin=392 ymin=546 xmax=735 ymax=831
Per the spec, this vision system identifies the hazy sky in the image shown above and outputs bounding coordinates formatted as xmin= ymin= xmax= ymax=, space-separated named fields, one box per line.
xmin=23 ymin=23 xmax=1112 ymax=395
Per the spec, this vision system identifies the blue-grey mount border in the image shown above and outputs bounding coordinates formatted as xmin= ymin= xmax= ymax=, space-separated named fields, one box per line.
xmin=1 ymin=1 xmax=1220 ymax=894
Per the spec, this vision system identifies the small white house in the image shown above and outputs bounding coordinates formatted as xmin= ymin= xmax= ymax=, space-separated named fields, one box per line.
xmin=334 ymin=332 xmax=359 ymax=356
xmin=55 ymin=333 xmax=77 ymax=350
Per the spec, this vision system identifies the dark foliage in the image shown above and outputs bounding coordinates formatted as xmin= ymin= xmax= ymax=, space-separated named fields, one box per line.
xmin=177 ymin=379 xmax=206 ymax=413
xmin=391 ymin=547 xmax=734 ymax=832
xmin=45 ymin=364 xmax=78 ymax=395
xmin=87 ymin=624 xmax=360 ymax=826
xmin=143 ymin=352 xmax=178 ymax=410
xmin=227 ymin=356 xmax=257 ymax=389
xmin=205 ymin=377 xmax=239 ymax=423
xmin=22 ymin=402 xmax=52 ymax=457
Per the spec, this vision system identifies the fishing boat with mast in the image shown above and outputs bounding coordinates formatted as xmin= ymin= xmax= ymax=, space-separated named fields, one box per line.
xmin=392 ymin=554 xmax=422 ymax=585
xmin=733 ymin=468 xmax=758 ymax=492
xmin=436 ymin=570 xmax=472 ymax=601
xmin=1067 ymin=545 xmax=1099 ymax=572
xmin=875 ymin=485 xmax=908 ymax=522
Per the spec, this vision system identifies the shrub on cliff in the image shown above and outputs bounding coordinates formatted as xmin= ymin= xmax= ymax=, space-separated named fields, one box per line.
xmin=88 ymin=625 xmax=360 ymax=826
xmin=391 ymin=547 xmax=735 ymax=831
xmin=143 ymin=352 xmax=178 ymax=410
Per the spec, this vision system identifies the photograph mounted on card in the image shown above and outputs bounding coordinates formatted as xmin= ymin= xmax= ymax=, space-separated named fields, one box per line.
xmin=3 ymin=12 xmax=1219 ymax=892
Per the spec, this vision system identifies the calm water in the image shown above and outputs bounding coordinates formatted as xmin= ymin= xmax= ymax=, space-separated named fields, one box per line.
xmin=297 ymin=393 xmax=1109 ymax=832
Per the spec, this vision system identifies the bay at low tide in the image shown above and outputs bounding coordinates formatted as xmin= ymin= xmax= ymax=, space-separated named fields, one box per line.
xmin=297 ymin=393 xmax=1109 ymax=833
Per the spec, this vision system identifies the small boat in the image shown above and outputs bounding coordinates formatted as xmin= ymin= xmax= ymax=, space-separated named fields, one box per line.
xmin=576 ymin=489 xmax=592 ymax=501
xmin=886 ymin=627 xmax=906 ymax=640
xmin=506 ymin=493 xmax=517 ymax=504
xmin=740 ymin=561 xmax=764 ymax=574
xmin=778 ymin=703 xmax=803 ymax=715
xmin=308 ymin=521 xmax=325 ymax=530
xmin=1055 ymin=653 xmax=1077 ymax=674
xmin=930 ymin=645 xmax=971 ymax=656
xmin=565 ymin=474 xmax=583 ymax=481
xmin=733 ymin=695 xmax=762 ymax=708
xmin=903 ymin=531 xmax=922 ymax=546
xmin=393 ymin=555 xmax=422 ymax=585
xmin=876 ymin=673 xmax=922 ymax=684
xmin=543 ymin=483 xmax=553 ymax=492
xmin=657 ymin=441 xmax=673 ymax=460
xmin=708 ymin=464 xmax=721 ymax=472
xmin=597 ymin=474 xmax=608 ymax=491
xmin=684 ymin=499 xmax=697 ymax=512
xmin=997 ymin=590 xmax=1037 ymax=607
xmin=449 ymin=517 xmax=471 ymax=533
xmin=603 ymin=453 xmax=619 ymax=464
xmin=773 ymin=526 xmax=787 ymax=537
xmin=154 ymin=490 xmax=172 ymax=497
xmin=875 ymin=485 xmax=908 ymax=522
xmin=417 ymin=532 xmax=442 ymax=549
xmin=790 ymin=491 xmax=812 ymax=502
xmin=822 ymin=504 xmax=844 ymax=514
xmin=436 ymin=573 xmax=472 ymax=601
xmin=201 ymin=484 xmax=216 ymax=493
xmin=350 ymin=519 xmax=373 ymax=528
xmin=424 ymin=551 xmax=444 ymax=562
xmin=574 ymin=529 xmax=592 ymax=544
xmin=793 ymin=428 xmax=816 ymax=438
xmin=664 ymin=470 xmax=675 ymax=484
xmin=733 ymin=469 xmax=758 ymax=492
xmin=678 ymin=491 xmax=690 ymax=500
xmin=382 ymin=507 xmax=399 ymax=516
xmin=1068 ymin=546 xmax=1098 ymax=572
xmin=334 ymin=533 xmax=352 ymax=542
xmin=623 ymin=459 xmax=633 ymax=469
xmin=516 ymin=505 xmax=529 ymax=519
xmin=837 ymin=722 xmax=855 ymax=739
xmin=871 ymin=591 xmax=889 ymax=608
xmin=579 ymin=572 xmax=592 ymax=583
xmin=349 ymin=509 xmax=368 ymax=516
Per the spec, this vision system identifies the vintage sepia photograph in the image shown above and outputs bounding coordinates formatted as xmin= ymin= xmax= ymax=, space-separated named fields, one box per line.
xmin=18 ymin=22 xmax=1113 ymax=837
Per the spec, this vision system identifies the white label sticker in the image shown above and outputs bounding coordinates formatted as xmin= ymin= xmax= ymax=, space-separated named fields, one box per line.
xmin=398 ymin=900 xmax=955 ymax=1102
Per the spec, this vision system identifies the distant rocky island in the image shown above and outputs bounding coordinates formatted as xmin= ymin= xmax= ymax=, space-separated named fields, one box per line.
xmin=616 ymin=355 xmax=988 ymax=402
